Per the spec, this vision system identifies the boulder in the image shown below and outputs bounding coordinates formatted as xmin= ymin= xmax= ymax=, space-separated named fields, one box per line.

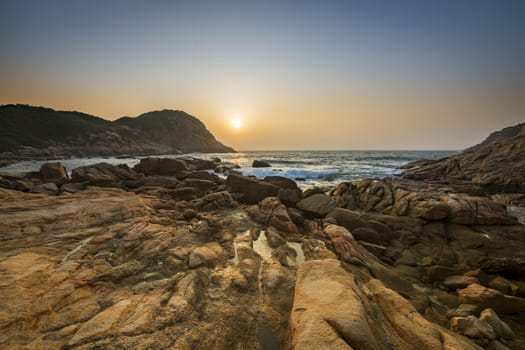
xmin=450 ymin=316 xmax=496 ymax=340
xmin=297 ymin=194 xmax=336 ymax=218
xmin=482 ymin=257 xmax=525 ymax=277
xmin=168 ymin=187 xmax=200 ymax=201
xmin=71 ymin=163 xmax=137 ymax=186
xmin=277 ymin=188 xmax=302 ymax=206
xmin=479 ymin=308 xmax=514 ymax=339
xmin=252 ymin=160 xmax=271 ymax=168
xmin=226 ymin=174 xmax=279 ymax=204
xmin=134 ymin=157 xmax=188 ymax=176
xmin=447 ymin=304 xmax=480 ymax=318
xmin=183 ymin=170 xmax=221 ymax=182
xmin=246 ymin=197 xmax=297 ymax=234
xmin=444 ymin=276 xmax=480 ymax=290
xmin=489 ymin=276 xmax=520 ymax=296
xmin=14 ymin=179 xmax=34 ymax=192
xmin=180 ymin=179 xmax=217 ymax=191
xmin=458 ymin=284 xmax=525 ymax=314
xmin=351 ymin=227 xmax=382 ymax=245
xmin=39 ymin=162 xmax=69 ymax=183
xmin=326 ymin=207 xmax=369 ymax=230
xmin=291 ymin=259 xmax=482 ymax=350
xmin=427 ymin=265 xmax=462 ymax=282
xmin=330 ymin=179 xmax=515 ymax=224
xmin=263 ymin=176 xmax=298 ymax=190
xmin=135 ymin=176 xmax=180 ymax=189
xmin=197 ymin=191 xmax=237 ymax=211
xmin=60 ymin=183 xmax=86 ymax=194
xmin=30 ymin=182 xmax=59 ymax=195
xmin=291 ymin=259 xmax=381 ymax=350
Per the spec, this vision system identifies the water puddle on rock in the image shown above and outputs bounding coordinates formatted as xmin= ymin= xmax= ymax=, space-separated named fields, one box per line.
xmin=253 ymin=231 xmax=272 ymax=262
xmin=257 ymin=321 xmax=281 ymax=350
xmin=231 ymin=229 xmax=291 ymax=350
xmin=232 ymin=229 xmax=252 ymax=265
xmin=507 ymin=206 xmax=525 ymax=224
xmin=285 ymin=242 xmax=305 ymax=266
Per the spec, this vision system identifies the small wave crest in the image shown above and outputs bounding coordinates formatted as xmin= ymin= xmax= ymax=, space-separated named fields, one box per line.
xmin=239 ymin=166 xmax=340 ymax=180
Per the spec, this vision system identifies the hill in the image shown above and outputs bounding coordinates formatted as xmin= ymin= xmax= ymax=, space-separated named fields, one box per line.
xmin=0 ymin=105 xmax=234 ymax=159
xmin=402 ymin=122 xmax=525 ymax=193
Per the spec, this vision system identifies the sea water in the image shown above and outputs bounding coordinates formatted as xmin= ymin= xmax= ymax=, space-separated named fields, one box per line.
xmin=0 ymin=150 xmax=457 ymax=188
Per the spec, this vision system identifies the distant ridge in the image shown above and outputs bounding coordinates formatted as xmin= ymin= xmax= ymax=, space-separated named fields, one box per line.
xmin=0 ymin=104 xmax=234 ymax=159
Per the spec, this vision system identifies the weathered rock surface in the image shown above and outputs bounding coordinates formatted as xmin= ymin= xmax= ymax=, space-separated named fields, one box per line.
xmin=291 ymin=259 xmax=482 ymax=350
xmin=297 ymin=193 xmax=336 ymax=218
xmin=1 ymin=135 xmax=525 ymax=350
xmin=71 ymin=162 xmax=138 ymax=186
xmin=458 ymin=284 xmax=525 ymax=314
xmin=40 ymin=162 xmax=69 ymax=183
xmin=331 ymin=179 xmax=516 ymax=225
xmin=226 ymin=174 xmax=280 ymax=204
xmin=402 ymin=123 xmax=525 ymax=193
xmin=252 ymin=160 xmax=271 ymax=167
xmin=246 ymin=197 xmax=298 ymax=234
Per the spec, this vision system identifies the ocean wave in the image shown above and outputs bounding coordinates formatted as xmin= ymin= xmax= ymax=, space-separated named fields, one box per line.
xmin=239 ymin=167 xmax=340 ymax=180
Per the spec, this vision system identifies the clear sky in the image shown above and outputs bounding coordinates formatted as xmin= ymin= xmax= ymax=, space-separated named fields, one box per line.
xmin=1 ymin=0 xmax=524 ymax=150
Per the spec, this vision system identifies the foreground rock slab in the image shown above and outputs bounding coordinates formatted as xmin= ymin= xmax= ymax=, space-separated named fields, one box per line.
xmin=291 ymin=259 xmax=482 ymax=350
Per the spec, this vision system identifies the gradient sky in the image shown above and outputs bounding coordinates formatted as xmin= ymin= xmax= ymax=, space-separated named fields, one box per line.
xmin=1 ymin=0 xmax=524 ymax=150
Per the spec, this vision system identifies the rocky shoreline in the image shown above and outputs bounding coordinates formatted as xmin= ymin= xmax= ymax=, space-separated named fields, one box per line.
xmin=0 ymin=147 xmax=524 ymax=350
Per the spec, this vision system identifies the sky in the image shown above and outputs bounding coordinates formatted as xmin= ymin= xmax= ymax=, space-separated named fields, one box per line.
xmin=1 ymin=0 xmax=524 ymax=150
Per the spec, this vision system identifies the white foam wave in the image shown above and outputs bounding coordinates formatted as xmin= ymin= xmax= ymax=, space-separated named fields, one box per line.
xmin=239 ymin=166 xmax=339 ymax=180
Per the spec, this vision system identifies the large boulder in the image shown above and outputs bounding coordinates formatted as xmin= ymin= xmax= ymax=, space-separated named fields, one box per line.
xmin=330 ymin=179 xmax=516 ymax=225
xmin=71 ymin=163 xmax=138 ymax=186
xmin=30 ymin=182 xmax=59 ymax=195
xmin=39 ymin=162 xmax=69 ymax=183
xmin=246 ymin=197 xmax=297 ymax=234
xmin=297 ymin=194 xmax=335 ymax=218
xmin=226 ymin=174 xmax=279 ymax=204
xmin=479 ymin=308 xmax=514 ymax=339
xmin=450 ymin=316 xmax=496 ymax=340
xmin=252 ymin=160 xmax=271 ymax=168
xmin=263 ymin=176 xmax=298 ymax=190
xmin=290 ymin=259 xmax=482 ymax=350
xmin=134 ymin=158 xmax=187 ymax=176
xmin=263 ymin=176 xmax=303 ymax=206
xmin=326 ymin=207 xmax=369 ymax=230
xmin=458 ymin=284 xmax=525 ymax=314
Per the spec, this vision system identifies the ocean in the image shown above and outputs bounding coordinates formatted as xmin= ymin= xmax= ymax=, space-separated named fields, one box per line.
xmin=0 ymin=150 xmax=457 ymax=188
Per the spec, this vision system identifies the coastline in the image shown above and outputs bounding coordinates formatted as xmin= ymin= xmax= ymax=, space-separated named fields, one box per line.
xmin=1 ymin=149 xmax=524 ymax=349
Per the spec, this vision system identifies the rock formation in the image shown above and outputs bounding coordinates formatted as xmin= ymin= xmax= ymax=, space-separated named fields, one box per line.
xmin=402 ymin=122 xmax=525 ymax=194
xmin=0 ymin=122 xmax=524 ymax=349
xmin=0 ymin=155 xmax=523 ymax=349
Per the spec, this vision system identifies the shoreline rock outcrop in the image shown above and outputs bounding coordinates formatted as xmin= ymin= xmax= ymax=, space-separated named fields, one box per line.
xmin=0 ymin=124 xmax=524 ymax=349
xmin=402 ymin=123 xmax=525 ymax=194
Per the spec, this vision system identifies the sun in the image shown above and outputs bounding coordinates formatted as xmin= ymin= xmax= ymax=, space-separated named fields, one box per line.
xmin=232 ymin=118 xmax=242 ymax=129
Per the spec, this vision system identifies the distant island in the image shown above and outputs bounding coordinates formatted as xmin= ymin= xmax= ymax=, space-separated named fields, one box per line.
xmin=0 ymin=104 xmax=234 ymax=160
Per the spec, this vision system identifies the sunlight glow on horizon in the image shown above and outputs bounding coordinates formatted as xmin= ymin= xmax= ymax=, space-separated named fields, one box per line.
xmin=232 ymin=118 xmax=242 ymax=129
xmin=1 ymin=0 xmax=524 ymax=150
